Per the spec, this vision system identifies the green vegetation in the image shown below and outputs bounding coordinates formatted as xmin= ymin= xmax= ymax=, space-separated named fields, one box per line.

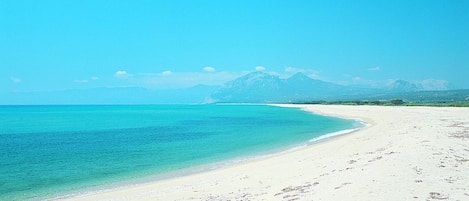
xmin=404 ymin=102 xmax=469 ymax=107
xmin=390 ymin=99 xmax=404 ymax=105
xmin=288 ymin=89 xmax=469 ymax=107
xmin=292 ymin=99 xmax=469 ymax=107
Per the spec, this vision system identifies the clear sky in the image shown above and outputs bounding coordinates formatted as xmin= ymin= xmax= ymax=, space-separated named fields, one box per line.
xmin=1 ymin=0 xmax=468 ymax=92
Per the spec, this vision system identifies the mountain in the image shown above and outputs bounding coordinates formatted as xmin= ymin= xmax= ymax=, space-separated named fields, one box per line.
xmin=210 ymin=71 xmax=287 ymax=103
xmin=285 ymin=72 xmax=353 ymax=100
xmin=3 ymin=72 xmax=466 ymax=105
xmin=210 ymin=72 xmax=355 ymax=103
xmin=209 ymin=72 xmax=469 ymax=103
xmin=386 ymin=80 xmax=423 ymax=92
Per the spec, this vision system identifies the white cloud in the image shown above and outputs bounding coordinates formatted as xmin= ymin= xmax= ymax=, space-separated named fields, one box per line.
xmin=203 ymin=66 xmax=215 ymax=72
xmin=161 ymin=70 xmax=172 ymax=76
xmin=352 ymin=76 xmax=362 ymax=81
xmin=308 ymin=73 xmax=320 ymax=79
xmin=74 ymin=80 xmax=89 ymax=83
xmin=11 ymin=77 xmax=21 ymax=83
xmin=115 ymin=70 xmax=130 ymax=78
xmin=285 ymin=67 xmax=301 ymax=73
xmin=368 ymin=66 xmax=381 ymax=71
xmin=255 ymin=66 xmax=266 ymax=71
xmin=74 ymin=76 xmax=99 ymax=84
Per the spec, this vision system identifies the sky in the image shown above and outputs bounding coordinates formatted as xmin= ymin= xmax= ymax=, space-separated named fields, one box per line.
xmin=1 ymin=0 xmax=468 ymax=93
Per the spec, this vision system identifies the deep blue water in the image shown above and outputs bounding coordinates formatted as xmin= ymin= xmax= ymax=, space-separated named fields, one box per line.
xmin=0 ymin=104 xmax=357 ymax=200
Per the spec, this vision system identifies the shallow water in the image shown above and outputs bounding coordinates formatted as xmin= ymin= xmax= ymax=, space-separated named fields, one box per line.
xmin=0 ymin=104 xmax=358 ymax=200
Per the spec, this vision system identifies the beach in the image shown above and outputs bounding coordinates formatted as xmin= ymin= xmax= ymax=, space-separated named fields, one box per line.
xmin=67 ymin=105 xmax=469 ymax=201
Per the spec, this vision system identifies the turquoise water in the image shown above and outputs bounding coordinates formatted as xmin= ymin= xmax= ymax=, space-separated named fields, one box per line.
xmin=0 ymin=105 xmax=357 ymax=200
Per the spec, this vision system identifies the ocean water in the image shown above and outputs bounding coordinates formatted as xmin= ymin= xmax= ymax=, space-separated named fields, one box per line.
xmin=0 ymin=104 xmax=359 ymax=200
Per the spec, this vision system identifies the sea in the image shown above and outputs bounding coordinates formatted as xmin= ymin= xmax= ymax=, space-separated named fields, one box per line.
xmin=0 ymin=104 xmax=360 ymax=200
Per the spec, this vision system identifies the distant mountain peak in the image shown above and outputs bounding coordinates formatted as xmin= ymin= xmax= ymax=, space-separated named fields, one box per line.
xmin=224 ymin=71 xmax=280 ymax=87
xmin=245 ymin=71 xmax=271 ymax=77
xmin=287 ymin=72 xmax=313 ymax=81
xmin=210 ymin=71 xmax=346 ymax=103
xmin=244 ymin=71 xmax=278 ymax=80
xmin=210 ymin=72 xmax=285 ymax=103
xmin=387 ymin=79 xmax=423 ymax=92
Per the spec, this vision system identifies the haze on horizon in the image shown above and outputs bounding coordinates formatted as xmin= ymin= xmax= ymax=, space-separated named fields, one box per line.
xmin=1 ymin=0 xmax=468 ymax=96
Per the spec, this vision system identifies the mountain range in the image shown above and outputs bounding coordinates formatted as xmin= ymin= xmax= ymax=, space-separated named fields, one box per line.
xmin=209 ymin=72 xmax=455 ymax=103
xmin=210 ymin=72 xmax=350 ymax=103
xmin=2 ymin=72 xmax=468 ymax=104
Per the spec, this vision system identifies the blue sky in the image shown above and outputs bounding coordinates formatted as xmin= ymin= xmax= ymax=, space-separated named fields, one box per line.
xmin=1 ymin=0 xmax=468 ymax=92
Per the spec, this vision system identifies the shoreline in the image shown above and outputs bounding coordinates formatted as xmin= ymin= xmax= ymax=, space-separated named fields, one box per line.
xmin=66 ymin=105 xmax=469 ymax=200
xmin=271 ymin=104 xmax=370 ymax=145
xmin=53 ymin=104 xmax=363 ymax=200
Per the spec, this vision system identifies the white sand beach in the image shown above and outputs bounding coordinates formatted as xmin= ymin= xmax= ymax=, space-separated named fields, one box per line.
xmin=68 ymin=105 xmax=469 ymax=201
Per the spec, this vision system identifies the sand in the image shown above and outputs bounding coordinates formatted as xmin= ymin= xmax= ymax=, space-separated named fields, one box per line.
xmin=67 ymin=105 xmax=469 ymax=201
